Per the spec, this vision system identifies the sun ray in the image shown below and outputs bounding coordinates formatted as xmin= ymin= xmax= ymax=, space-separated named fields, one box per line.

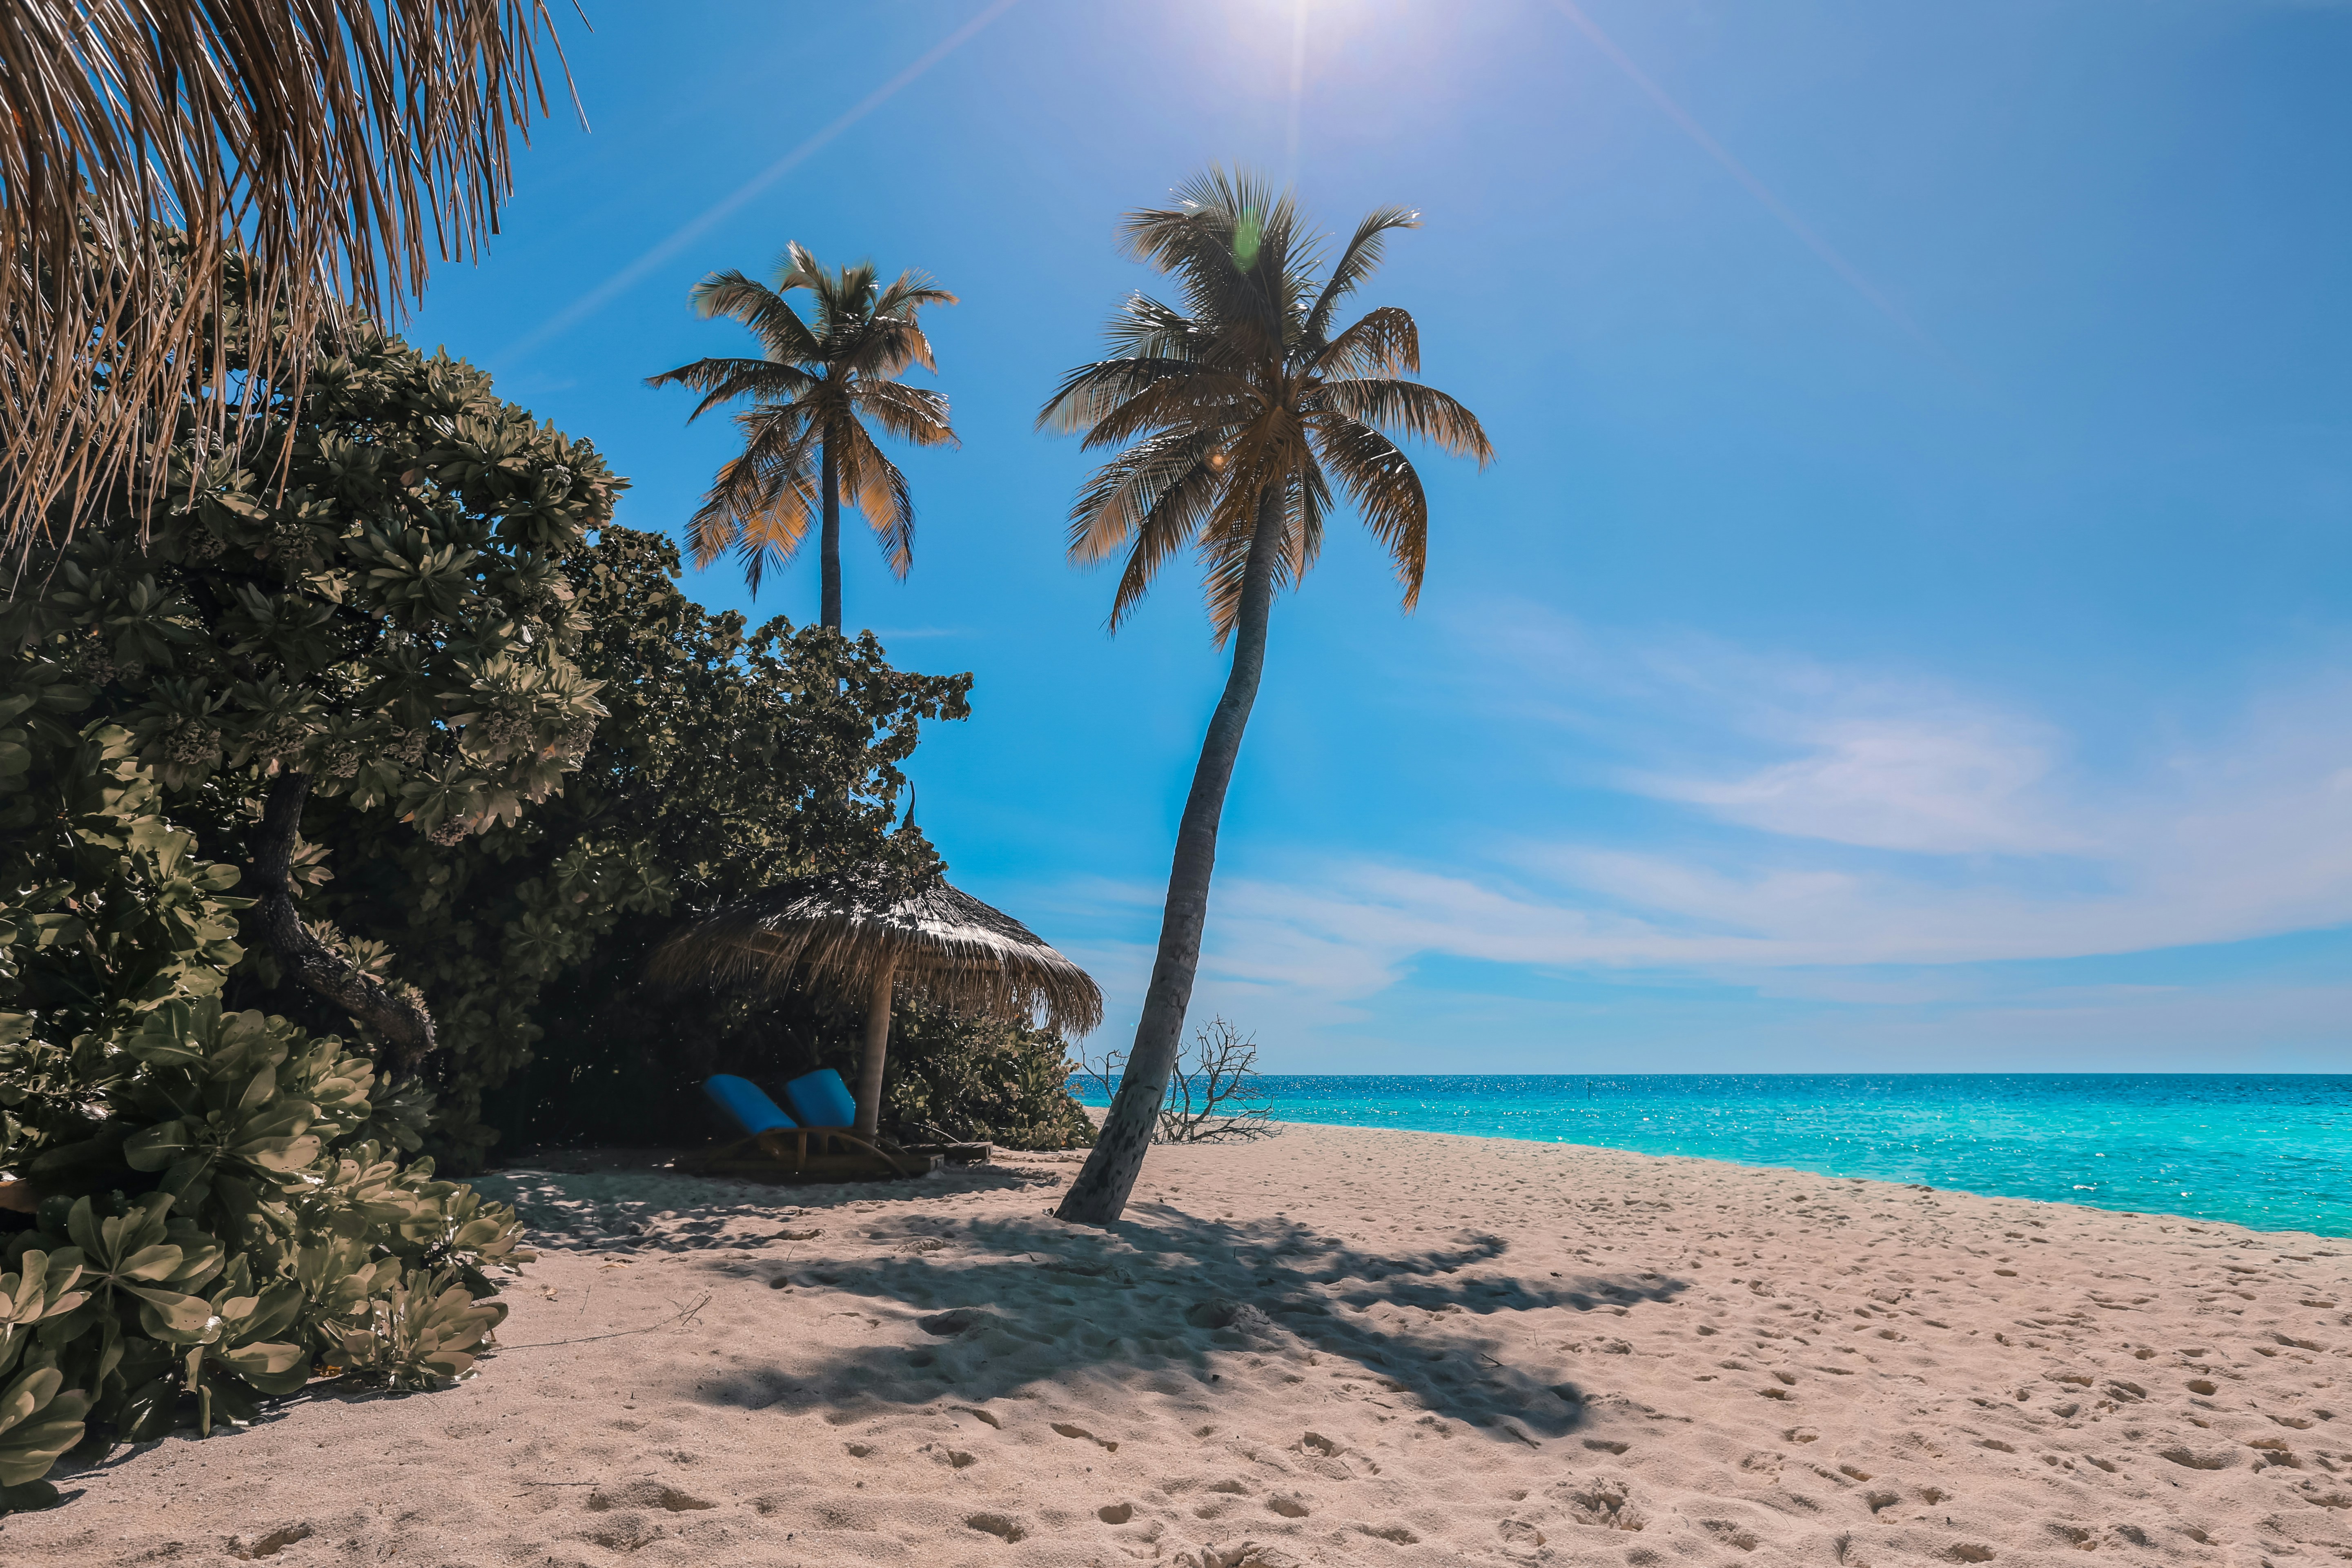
xmin=500 ymin=0 xmax=1021 ymax=364
xmin=1545 ymin=0 xmax=1950 ymax=364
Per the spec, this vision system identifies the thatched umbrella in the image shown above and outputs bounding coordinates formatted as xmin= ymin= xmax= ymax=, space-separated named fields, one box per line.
xmin=648 ymin=876 xmax=1103 ymax=1138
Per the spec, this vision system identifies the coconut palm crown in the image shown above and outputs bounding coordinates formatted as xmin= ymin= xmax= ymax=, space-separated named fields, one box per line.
xmin=648 ymin=244 xmax=957 ymax=625
xmin=1042 ymin=167 xmax=1491 ymax=1225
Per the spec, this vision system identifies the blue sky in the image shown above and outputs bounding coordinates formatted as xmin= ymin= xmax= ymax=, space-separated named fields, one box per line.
xmin=410 ymin=0 xmax=2352 ymax=1073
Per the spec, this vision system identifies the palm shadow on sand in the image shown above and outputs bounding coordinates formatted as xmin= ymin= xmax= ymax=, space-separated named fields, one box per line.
xmin=681 ymin=1197 xmax=1690 ymax=1447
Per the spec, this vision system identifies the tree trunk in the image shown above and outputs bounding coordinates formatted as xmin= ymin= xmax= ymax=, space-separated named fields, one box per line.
xmin=251 ymin=771 xmax=437 ymax=1072
xmin=855 ymin=956 xmax=896 ymax=1138
xmin=1056 ymin=488 xmax=1288 ymax=1226
xmin=819 ymin=424 xmax=843 ymax=631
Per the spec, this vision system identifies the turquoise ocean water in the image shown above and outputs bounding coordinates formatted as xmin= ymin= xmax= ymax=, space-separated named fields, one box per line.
xmin=1071 ymin=1074 xmax=2352 ymax=1239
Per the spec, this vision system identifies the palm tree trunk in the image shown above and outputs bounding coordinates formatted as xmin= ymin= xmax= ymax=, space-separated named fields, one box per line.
xmin=855 ymin=957 xmax=895 ymax=1138
xmin=819 ymin=424 xmax=843 ymax=630
xmin=1056 ymin=488 xmax=1288 ymax=1226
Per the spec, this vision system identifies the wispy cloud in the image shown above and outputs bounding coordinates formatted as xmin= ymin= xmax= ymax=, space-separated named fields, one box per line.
xmin=1179 ymin=610 xmax=2352 ymax=1003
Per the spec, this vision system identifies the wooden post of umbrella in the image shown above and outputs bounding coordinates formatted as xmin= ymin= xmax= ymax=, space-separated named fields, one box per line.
xmin=856 ymin=954 xmax=895 ymax=1138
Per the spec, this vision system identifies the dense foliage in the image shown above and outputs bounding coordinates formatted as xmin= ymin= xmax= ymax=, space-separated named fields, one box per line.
xmin=0 ymin=281 xmax=1095 ymax=1509
xmin=0 ymin=642 xmax=525 ymax=1508
xmin=0 ymin=298 xmax=599 ymax=1500
xmin=455 ymin=528 xmax=1091 ymax=1156
xmin=300 ymin=525 xmax=1018 ymax=1161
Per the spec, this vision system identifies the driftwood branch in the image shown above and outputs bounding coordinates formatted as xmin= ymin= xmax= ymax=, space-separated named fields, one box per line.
xmin=252 ymin=770 xmax=436 ymax=1070
xmin=1080 ymin=1016 xmax=1276 ymax=1144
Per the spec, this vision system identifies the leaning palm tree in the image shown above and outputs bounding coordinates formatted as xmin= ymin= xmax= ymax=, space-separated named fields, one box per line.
xmin=1043 ymin=167 xmax=1492 ymax=1226
xmin=1 ymin=0 xmax=566 ymax=559
xmin=648 ymin=245 xmax=957 ymax=626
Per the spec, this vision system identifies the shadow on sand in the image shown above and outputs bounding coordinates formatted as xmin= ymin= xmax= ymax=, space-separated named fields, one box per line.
xmin=679 ymin=1195 xmax=1690 ymax=1448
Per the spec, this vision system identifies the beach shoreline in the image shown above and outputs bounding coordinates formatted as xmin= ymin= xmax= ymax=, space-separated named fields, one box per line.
xmin=5 ymin=1123 xmax=2346 ymax=1565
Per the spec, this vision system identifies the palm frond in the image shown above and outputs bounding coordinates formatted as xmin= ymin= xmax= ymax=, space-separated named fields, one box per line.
xmin=686 ymin=403 xmax=820 ymax=571
xmin=840 ymin=314 xmax=940 ymax=380
xmin=1101 ymin=292 xmax=1216 ymax=363
xmin=851 ymin=379 xmax=958 ymax=447
xmin=833 ymin=417 xmax=915 ymax=577
xmin=1037 ymin=356 xmax=1236 ymax=435
xmin=1312 ymin=305 xmax=1421 ymax=379
xmin=687 ymin=444 xmax=818 ymax=597
xmin=873 ymin=267 xmax=958 ymax=319
xmin=688 ymin=269 xmax=821 ymax=362
xmin=1303 ymin=206 xmax=1420 ymax=346
xmin=1 ymin=0 xmax=571 ymax=555
xmin=1065 ymin=428 xmax=1225 ymax=567
xmin=645 ymin=354 xmax=817 ymax=419
xmin=1312 ymin=416 xmax=1430 ymax=610
xmin=1072 ymin=373 xmax=1258 ymax=452
xmin=775 ymin=241 xmax=826 ymax=293
xmin=1312 ymin=378 xmax=1493 ymax=463
xmin=1100 ymin=447 xmax=1231 ymax=633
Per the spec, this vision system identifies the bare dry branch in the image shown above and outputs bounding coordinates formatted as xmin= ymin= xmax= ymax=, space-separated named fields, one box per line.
xmin=1080 ymin=1016 xmax=1276 ymax=1144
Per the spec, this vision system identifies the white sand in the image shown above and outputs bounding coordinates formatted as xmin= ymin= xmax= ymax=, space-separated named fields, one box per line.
xmin=5 ymin=1124 xmax=2348 ymax=1566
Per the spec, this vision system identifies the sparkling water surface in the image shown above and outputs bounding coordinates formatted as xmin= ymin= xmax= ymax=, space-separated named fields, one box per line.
xmin=1073 ymin=1074 xmax=2352 ymax=1238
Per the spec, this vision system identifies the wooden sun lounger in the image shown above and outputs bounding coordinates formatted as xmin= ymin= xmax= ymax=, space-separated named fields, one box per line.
xmin=679 ymin=1124 xmax=942 ymax=1182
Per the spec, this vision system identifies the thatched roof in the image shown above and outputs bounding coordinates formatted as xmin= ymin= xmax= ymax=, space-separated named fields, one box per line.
xmin=647 ymin=877 xmax=1103 ymax=1036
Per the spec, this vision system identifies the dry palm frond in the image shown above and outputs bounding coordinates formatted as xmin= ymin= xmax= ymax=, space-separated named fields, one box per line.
xmin=1 ymin=0 xmax=571 ymax=561
xmin=649 ymin=877 xmax=1104 ymax=1037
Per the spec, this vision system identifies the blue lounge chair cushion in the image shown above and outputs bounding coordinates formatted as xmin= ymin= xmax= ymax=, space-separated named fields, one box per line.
xmin=784 ymin=1068 xmax=859 ymax=1130
xmin=704 ymin=1074 xmax=795 ymax=1136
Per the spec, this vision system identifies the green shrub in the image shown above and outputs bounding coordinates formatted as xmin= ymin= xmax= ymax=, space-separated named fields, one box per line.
xmin=883 ymin=1002 xmax=1096 ymax=1150
xmin=294 ymin=525 xmax=971 ymax=1165
xmin=0 ymin=677 xmax=524 ymax=1507
xmin=0 ymin=266 xmax=575 ymax=1502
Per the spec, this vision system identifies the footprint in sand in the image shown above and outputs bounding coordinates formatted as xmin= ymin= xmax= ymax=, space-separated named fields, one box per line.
xmin=1098 ymin=1503 xmax=1134 ymax=1524
xmin=1702 ymin=1520 xmax=1762 ymax=1551
xmin=966 ymin=1512 xmax=1026 ymax=1542
xmin=226 ymin=1525 xmax=314 ymax=1560
xmin=1053 ymin=1421 xmax=1119 ymax=1452
xmin=1558 ymin=1480 xmax=1645 ymax=1531
xmin=586 ymin=1483 xmax=715 ymax=1513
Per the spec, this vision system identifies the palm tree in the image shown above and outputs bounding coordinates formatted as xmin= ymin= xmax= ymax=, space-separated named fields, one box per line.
xmin=2 ymin=0 xmax=564 ymax=558
xmin=1043 ymin=167 xmax=1492 ymax=1226
xmin=648 ymin=245 xmax=957 ymax=626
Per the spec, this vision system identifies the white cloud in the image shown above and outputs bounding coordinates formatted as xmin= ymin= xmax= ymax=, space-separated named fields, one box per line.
xmin=1180 ymin=614 xmax=2352 ymax=1004
xmin=1497 ymin=613 xmax=2090 ymax=855
xmin=1633 ymin=715 xmax=2076 ymax=854
xmin=1023 ymin=611 xmax=2352 ymax=1067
